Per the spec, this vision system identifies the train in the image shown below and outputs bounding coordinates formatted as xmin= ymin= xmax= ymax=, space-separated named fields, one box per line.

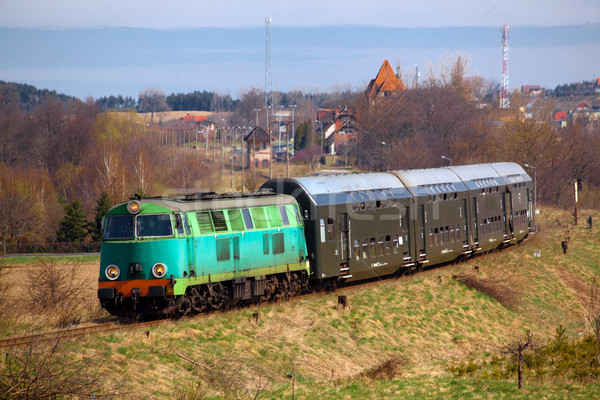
xmin=97 ymin=162 xmax=534 ymax=317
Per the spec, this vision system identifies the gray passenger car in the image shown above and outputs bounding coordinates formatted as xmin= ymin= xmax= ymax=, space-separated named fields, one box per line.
xmin=261 ymin=162 xmax=534 ymax=288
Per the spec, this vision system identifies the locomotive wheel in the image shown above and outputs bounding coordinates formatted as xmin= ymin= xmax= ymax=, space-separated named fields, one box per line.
xmin=208 ymin=283 xmax=230 ymax=311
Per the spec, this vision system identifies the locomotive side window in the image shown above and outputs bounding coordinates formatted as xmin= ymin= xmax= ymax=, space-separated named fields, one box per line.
xmin=241 ymin=208 xmax=254 ymax=230
xmin=136 ymin=214 xmax=173 ymax=238
xmin=251 ymin=208 xmax=269 ymax=229
xmin=182 ymin=214 xmax=191 ymax=235
xmin=267 ymin=206 xmax=283 ymax=227
xmin=279 ymin=205 xmax=290 ymax=226
xmin=227 ymin=209 xmax=245 ymax=231
xmin=104 ymin=215 xmax=134 ymax=239
xmin=211 ymin=211 xmax=229 ymax=232
xmin=197 ymin=211 xmax=214 ymax=234
xmin=174 ymin=214 xmax=185 ymax=235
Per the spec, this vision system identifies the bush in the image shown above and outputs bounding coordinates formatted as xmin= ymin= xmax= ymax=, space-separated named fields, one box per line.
xmin=0 ymin=336 xmax=116 ymax=399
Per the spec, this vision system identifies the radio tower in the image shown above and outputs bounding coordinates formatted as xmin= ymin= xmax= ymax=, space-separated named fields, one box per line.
xmin=265 ymin=17 xmax=273 ymax=177
xmin=500 ymin=24 xmax=511 ymax=109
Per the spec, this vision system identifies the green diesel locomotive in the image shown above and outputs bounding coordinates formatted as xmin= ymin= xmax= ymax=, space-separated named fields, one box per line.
xmin=98 ymin=191 xmax=309 ymax=317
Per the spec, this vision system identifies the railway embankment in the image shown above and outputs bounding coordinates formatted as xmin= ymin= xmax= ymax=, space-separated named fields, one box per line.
xmin=1 ymin=207 xmax=599 ymax=398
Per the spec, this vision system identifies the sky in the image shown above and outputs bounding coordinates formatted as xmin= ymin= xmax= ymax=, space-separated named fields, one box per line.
xmin=1 ymin=0 xmax=599 ymax=99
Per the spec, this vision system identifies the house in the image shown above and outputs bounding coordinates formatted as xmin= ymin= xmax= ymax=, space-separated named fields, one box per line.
xmin=365 ymin=59 xmax=406 ymax=101
xmin=553 ymin=111 xmax=567 ymax=129
xmin=160 ymin=117 xmax=215 ymax=144
xmin=243 ymin=127 xmax=271 ymax=169
xmin=570 ymin=106 xmax=600 ymax=129
xmin=315 ymin=107 xmax=357 ymax=155
xmin=595 ymin=78 xmax=600 ymax=94
xmin=521 ymin=85 xmax=542 ymax=97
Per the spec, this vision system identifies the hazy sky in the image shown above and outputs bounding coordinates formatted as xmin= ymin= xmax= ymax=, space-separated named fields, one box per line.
xmin=2 ymin=0 xmax=599 ymax=29
xmin=1 ymin=0 xmax=599 ymax=99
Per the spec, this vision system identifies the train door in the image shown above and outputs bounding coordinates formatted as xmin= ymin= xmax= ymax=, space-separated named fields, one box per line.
xmin=402 ymin=206 xmax=411 ymax=259
xmin=176 ymin=213 xmax=196 ymax=276
xmin=232 ymin=236 xmax=240 ymax=272
xmin=504 ymin=192 xmax=513 ymax=237
xmin=418 ymin=205 xmax=426 ymax=259
xmin=461 ymin=199 xmax=469 ymax=247
xmin=527 ymin=188 xmax=533 ymax=228
xmin=472 ymin=197 xmax=479 ymax=245
xmin=337 ymin=213 xmax=350 ymax=264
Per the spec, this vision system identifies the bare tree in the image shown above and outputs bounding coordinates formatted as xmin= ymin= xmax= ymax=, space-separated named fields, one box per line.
xmin=138 ymin=87 xmax=168 ymax=124
xmin=502 ymin=330 xmax=535 ymax=389
xmin=584 ymin=277 xmax=600 ymax=366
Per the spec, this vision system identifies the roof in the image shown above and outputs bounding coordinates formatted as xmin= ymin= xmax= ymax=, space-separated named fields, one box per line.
xmin=365 ymin=59 xmax=406 ymax=99
xmin=521 ymin=85 xmax=542 ymax=93
xmin=554 ymin=111 xmax=567 ymax=121
xmin=447 ymin=163 xmax=503 ymax=182
xmin=390 ymin=168 xmax=463 ymax=188
xmin=291 ymin=173 xmax=405 ymax=195
xmin=243 ymin=126 xmax=270 ymax=142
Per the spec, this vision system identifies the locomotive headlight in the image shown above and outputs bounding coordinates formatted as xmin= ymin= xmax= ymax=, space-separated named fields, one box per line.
xmin=127 ymin=200 xmax=141 ymax=214
xmin=152 ymin=263 xmax=167 ymax=278
xmin=105 ymin=265 xmax=120 ymax=280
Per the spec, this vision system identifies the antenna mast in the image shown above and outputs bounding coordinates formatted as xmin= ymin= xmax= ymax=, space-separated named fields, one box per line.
xmin=265 ymin=17 xmax=273 ymax=178
xmin=265 ymin=18 xmax=273 ymax=123
xmin=500 ymin=24 xmax=511 ymax=109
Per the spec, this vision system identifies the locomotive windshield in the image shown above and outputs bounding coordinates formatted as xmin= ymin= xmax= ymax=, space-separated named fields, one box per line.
xmin=103 ymin=213 xmax=173 ymax=240
xmin=136 ymin=214 xmax=173 ymax=238
xmin=104 ymin=215 xmax=134 ymax=239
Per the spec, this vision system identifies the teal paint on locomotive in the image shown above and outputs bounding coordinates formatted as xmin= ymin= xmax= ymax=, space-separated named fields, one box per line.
xmin=98 ymin=194 xmax=310 ymax=315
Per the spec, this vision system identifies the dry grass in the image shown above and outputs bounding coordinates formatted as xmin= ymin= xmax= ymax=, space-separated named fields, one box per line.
xmin=0 ymin=260 xmax=109 ymax=335
xmin=1 ymin=206 xmax=599 ymax=398
xmin=451 ymin=272 xmax=520 ymax=309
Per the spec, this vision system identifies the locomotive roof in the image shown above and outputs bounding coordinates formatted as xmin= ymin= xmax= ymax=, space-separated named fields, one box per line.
xmin=118 ymin=193 xmax=298 ymax=213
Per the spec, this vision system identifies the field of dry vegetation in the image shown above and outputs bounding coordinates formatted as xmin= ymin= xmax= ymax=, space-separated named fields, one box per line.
xmin=1 ymin=207 xmax=599 ymax=399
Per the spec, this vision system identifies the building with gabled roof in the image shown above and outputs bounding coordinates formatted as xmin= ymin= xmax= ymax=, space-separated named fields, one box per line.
xmin=365 ymin=59 xmax=406 ymax=101
xmin=243 ymin=127 xmax=271 ymax=169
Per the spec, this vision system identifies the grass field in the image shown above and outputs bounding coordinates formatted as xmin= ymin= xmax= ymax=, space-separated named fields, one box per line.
xmin=1 ymin=207 xmax=599 ymax=398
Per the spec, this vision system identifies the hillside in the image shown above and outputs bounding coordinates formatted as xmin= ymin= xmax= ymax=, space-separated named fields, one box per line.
xmin=1 ymin=207 xmax=599 ymax=398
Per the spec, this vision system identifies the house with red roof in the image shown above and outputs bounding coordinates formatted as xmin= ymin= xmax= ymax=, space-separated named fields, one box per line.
xmin=553 ymin=111 xmax=567 ymax=129
xmin=365 ymin=59 xmax=406 ymax=102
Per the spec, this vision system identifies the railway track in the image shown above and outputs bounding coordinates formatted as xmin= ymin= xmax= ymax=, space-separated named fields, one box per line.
xmin=0 ymin=320 xmax=164 ymax=349
xmin=1 ymin=226 xmax=537 ymax=350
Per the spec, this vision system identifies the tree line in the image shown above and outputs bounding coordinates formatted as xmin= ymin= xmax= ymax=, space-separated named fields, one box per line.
xmin=1 ymin=59 xmax=599 ymax=247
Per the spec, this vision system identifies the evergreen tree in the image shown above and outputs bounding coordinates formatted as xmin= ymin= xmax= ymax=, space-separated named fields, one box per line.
xmin=56 ymin=199 xmax=87 ymax=242
xmin=294 ymin=120 xmax=312 ymax=151
xmin=89 ymin=192 xmax=112 ymax=242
